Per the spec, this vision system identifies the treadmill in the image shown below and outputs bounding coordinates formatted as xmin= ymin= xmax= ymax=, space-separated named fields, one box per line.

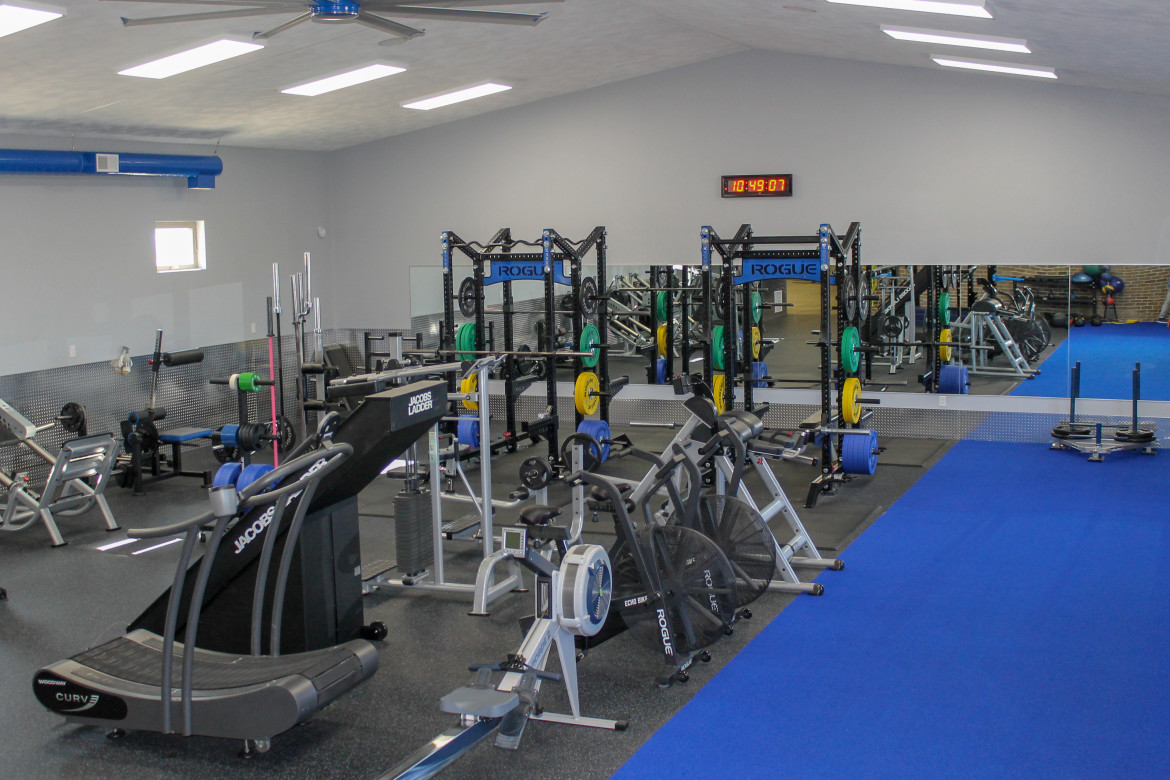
xmin=33 ymin=380 xmax=448 ymax=750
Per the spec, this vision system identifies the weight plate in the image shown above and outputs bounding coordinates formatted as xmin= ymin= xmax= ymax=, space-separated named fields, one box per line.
xmin=277 ymin=415 xmax=297 ymax=452
xmin=460 ymin=374 xmax=479 ymax=411
xmin=458 ymin=277 xmax=477 ymax=318
xmin=574 ymin=372 xmax=600 ymax=416
xmin=456 ymin=322 xmax=477 ymax=361
xmin=939 ymin=328 xmax=953 ymax=363
xmin=237 ymin=463 xmax=274 ymax=493
xmin=939 ymin=292 xmax=951 ymax=326
xmin=712 ymin=374 xmax=727 ymax=414
xmin=657 ymin=324 xmax=668 ymax=358
xmin=58 ymin=402 xmax=86 ymax=434
xmin=751 ymin=327 xmax=762 ymax=360
xmin=841 ymin=377 xmax=862 ymax=424
xmin=220 ymin=423 xmax=240 ymax=448
xmin=751 ymin=361 xmax=767 ymax=389
xmin=212 ymin=445 xmax=239 ymax=464
xmin=580 ymin=276 xmax=598 ymax=317
xmin=580 ymin=323 xmax=601 ymax=369
xmin=577 ymin=419 xmax=611 ymax=463
xmin=712 ymin=325 xmax=728 ymax=371
xmin=213 ymin=462 xmax=243 ymax=488
xmin=840 ymin=326 xmax=860 ymax=374
xmin=844 ymin=274 xmax=858 ymax=323
xmin=519 ymin=457 xmax=552 ymax=490
xmin=655 ymin=291 xmax=669 ymax=322
xmin=841 ymin=429 xmax=879 ymax=475
xmin=456 ymin=416 xmax=480 ymax=449
xmin=655 ymin=357 xmax=668 ymax=385
xmin=713 ymin=277 xmax=729 ymax=321
xmin=938 ymin=364 xmax=969 ymax=395
xmin=749 ymin=291 xmax=764 ymax=324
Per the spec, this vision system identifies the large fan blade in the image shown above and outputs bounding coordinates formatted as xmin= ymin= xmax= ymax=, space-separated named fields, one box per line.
xmin=121 ymin=7 xmax=292 ymax=27
xmin=370 ymin=0 xmax=563 ymax=6
xmin=369 ymin=6 xmax=548 ymax=25
xmin=253 ymin=10 xmax=312 ymax=39
xmin=355 ymin=12 xmax=425 ymax=39
xmin=103 ymin=0 xmax=299 ymax=6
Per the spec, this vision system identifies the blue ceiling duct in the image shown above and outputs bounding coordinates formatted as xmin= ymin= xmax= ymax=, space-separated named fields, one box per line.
xmin=0 ymin=148 xmax=222 ymax=189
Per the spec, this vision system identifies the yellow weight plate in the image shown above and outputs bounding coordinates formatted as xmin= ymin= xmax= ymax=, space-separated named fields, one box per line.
xmin=751 ymin=327 xmax=762 ymax=360
xmin=939 ymin=328 xmax=953 ymax=363
xmin=657 ymin=324 xmax=668 ymax=358
xmin=460 ymin=374 xmax=478 ymax=411
xmin=712 ymin=374 xmax=727 ymax=414
xmin=574 ymin=371 xmax=600 ymax=416
xmin=842 ymin=377 xmax=862 ymax=424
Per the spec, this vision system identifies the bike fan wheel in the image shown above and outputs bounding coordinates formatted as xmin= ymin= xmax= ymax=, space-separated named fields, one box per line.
xmin=612 ymin=525 xmax=738 ymax=656
xmin=694 ymin=495 xmax=777 ymax=607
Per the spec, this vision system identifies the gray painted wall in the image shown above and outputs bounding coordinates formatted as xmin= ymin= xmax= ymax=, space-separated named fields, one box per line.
xmin=0 ymin=135 xmax=332 ymax=374
xmin=327 ymin=49 xmax=1170 ymax=327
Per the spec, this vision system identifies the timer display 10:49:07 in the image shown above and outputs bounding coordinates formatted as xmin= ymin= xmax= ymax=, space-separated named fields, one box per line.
xmin=720 ymin=175 xmax=794 ymax=198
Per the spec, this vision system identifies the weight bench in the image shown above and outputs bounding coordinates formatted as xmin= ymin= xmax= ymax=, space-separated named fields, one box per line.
xmin=124 ymin=426 xmax=213 ymax=496
xmin=1 ymin=433 xmax=121 ymax=547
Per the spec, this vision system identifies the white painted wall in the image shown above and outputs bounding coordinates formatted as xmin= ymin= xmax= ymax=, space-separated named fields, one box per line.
xmin=327 ymin=49 xmax=1170 ymax=326
xmin=0 ymin=135 xmax=332 ymax=374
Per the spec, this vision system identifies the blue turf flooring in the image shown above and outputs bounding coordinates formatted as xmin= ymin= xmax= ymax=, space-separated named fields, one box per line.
xmin=1014 ymin=321 xmax=1170 ymax=400
xmin=613 ymin=440 xmax=1170 ymax=779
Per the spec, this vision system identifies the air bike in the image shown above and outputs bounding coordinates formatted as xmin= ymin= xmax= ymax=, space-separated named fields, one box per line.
xmin=33 ymin=380 xmax=449 ymax=753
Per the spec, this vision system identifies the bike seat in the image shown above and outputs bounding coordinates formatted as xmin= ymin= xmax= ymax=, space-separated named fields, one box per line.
xmin=589 ymin=483 xmax=631 ymax=502
xmin=520 ymin=505 xmax=561 ymax=525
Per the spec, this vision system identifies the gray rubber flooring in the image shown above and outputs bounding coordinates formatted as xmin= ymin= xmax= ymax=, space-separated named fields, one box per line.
xmin=0 ymin=419 xmax=945 ymax=780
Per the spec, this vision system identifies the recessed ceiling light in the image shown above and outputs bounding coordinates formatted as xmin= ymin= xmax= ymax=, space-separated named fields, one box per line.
xmin=402 ymin=82 xmax=512 ymax=111
xmin=932 ymin=55 xmax=1057 ymax=79
xmin=0 ymin=3 xmax=63 ymax=38
xmin=118 ymin=39 xmax=263 ymax=79
xmin=882 ymin=25 xmax=1029 ymax=52
xmin=282 ymin=64 xmax=406 ymax=97
xmin=825 ymin=0 xmax=992 ymax=18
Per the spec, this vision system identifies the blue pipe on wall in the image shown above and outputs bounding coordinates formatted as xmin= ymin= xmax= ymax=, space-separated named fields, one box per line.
xmin=0 ymin=149 xmax=223 ymax=189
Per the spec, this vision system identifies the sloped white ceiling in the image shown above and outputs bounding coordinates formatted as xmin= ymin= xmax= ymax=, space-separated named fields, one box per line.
xmin=0 ymin=1 xmax=1167 ymax=151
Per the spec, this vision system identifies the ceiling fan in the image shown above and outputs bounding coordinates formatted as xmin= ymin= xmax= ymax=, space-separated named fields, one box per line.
xmin=102 ymin=0 xmax=563 ymax=43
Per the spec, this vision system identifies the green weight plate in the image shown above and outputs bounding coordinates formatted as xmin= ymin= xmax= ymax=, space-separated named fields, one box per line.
xmin=939 ymin=292 xmax=951 ymax=326
xmin=655 ymin=290 xmax=668 ymax=322
xmin=840 ymin=326 xmax=860 ymax=374
xmin=580 ymin=323 xmax=600 ymax=368
xmin=457 ymin=322 xmax=477 ymax=361
xmin=750 ymin=291 xmax=764 ymax=324
xmin=712 ymin=325 xmax=725 ymax=370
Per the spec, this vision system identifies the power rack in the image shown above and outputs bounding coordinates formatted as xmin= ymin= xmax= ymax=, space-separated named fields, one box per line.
xmin=701 ymin=223 xmax=882 ymax=507
xmin=439 ymin=227 xmax=620 ymax=470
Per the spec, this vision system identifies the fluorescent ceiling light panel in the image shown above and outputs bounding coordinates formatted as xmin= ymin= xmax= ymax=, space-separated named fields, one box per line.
xmin=0 ymin=4 xmax=62 ymax=38
xmin=119 ymin=39 xmax=263 ymax=79
xmin=882 ymin=25 xmax=1029 ymax=52
xmin=825 ymin=0 xmax=992 ymax=18
xmin=283 ymin=64 xmax=406 ymax=96
xmin=932 ymin=55 xmax=1057 ymax=79
xmin=402 ymin=83 xmax=512 ymax=111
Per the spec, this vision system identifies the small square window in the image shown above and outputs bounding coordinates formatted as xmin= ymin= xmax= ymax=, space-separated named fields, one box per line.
xmin=155 ymin=220 xmax=206 ymax=273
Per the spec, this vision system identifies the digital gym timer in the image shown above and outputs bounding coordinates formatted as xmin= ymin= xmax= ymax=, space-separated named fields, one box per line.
xmin=721 ymin=174 xmax=793 ymax=198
